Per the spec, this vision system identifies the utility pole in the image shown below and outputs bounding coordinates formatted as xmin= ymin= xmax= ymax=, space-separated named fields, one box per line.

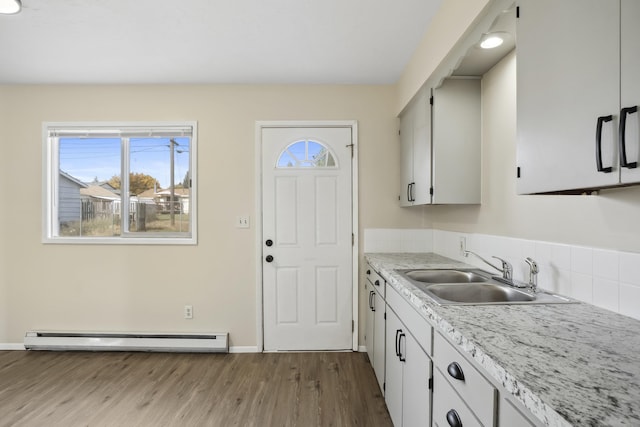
xmin=169 ymin=138 xmax=179 ymax=226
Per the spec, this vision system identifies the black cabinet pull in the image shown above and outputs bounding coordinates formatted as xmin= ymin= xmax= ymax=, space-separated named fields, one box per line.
xmin=366 ymin=269 xmax=371 ymax=275
xmin=620 ymin=106 xmax=638 ymax=169
xmin=374 ymin=279 xmax=380 ymax=287
xmin=447 ymin=362 xmax=465 ymax=381
xmin=596 ymin=115 xmax=613 ymax=173
xmin=398 ymin=333 xmax=406 ymax=362
xmin=265 ymin=239 xmax=273 ymax=247
xmin=265 ymin=255 xmax=274 ymax=263
xmin=446 ymin=409 xmax=463 ymax=427
xmin=410 ymin=182 xmax=415 ymax=201
xmin=406 ymin=183 xmax=412 ymax=202
xmin=395 ymin=329 xmax=401 ymax=357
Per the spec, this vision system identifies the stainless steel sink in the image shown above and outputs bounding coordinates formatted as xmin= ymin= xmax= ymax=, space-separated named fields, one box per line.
xmin=404 ymin=269 xmax=489 ymax=284
xmin=396 ymin=269 xmax=576 ymax=305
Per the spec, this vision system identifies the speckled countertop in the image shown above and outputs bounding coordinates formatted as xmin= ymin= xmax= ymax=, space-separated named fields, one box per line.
xmin=365 ymin=253 xmax=640 ymax=427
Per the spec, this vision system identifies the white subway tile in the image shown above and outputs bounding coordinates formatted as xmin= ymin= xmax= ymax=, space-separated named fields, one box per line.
xmin=570 ymin=271 xmax=593 ymax=304
xmin=619 ymin=252 xmax=640 ymax=287
xmin=593 ymin=277 xmax=620 ymax=312
xmin=619 ymin=283 xmax=640 ymax=321
xmin=571 ymin=246 xmax=593 ymax=275
xmin=592 ymin=249 xmax=619 ymax=280
xmin=550 ymin=243 xmax=571 ymax=270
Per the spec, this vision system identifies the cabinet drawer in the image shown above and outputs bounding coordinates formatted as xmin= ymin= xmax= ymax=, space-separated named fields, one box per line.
xmin=434 ymin=333 xmax=496 ymax=425
xmin=365 ymin=264 xmax=385 ymax=299
xmin=433 ymin=369 xmax=482 ymax=427
xmin=386 ymin=283 xmax=432 ymax=356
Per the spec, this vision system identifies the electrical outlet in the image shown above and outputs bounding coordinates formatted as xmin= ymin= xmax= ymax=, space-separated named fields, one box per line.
xmin=184 ymin=305 xmax=193 ymax=319
xmin=236 ymin=216 xmax=250 ymax=229
xmin=459 ymin=237 xmax=467 ymax=256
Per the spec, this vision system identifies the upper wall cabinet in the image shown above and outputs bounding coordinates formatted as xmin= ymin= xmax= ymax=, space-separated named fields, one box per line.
xmin=399 ymin=78 xmax=482 ymax=206
xmin=516 ymin=0 xmax=640 ymax=194
xmin=399 ymin=0 xmax=516 ymax=206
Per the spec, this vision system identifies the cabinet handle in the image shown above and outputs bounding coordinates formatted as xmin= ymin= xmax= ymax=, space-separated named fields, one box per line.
xmin=407 ymin=183 xmax=412 ymax=202
xmin=447 ymin=362 xmax=465 ymax=381
xmin=374 ymin=279 xmax=380 ymax=287
xmin=398 ymin=332 xmax=406 ymax=362
xmin=596 ymin=115 xmax=613 ymax=173
xmin=620 ymin=106 xmax=638 ymax=169
xmin=410 ymin=182 xmax=415 ymax=201
xmin=395 ymin=329 xmax=401 ymax=357
xmin=366 ymin=269 xmax=371 ymax=275
xmin=369 ymin=291 xmax=375 ymax=312
xmin=446 ymin=409 xmax=463 ymax=427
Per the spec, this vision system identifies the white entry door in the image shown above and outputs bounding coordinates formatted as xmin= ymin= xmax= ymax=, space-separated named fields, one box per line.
xmin=262 ymin=126 xmax=353 ymax=351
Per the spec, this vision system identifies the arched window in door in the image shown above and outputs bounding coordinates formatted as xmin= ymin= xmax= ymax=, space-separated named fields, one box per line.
xmin=276 ymin=140 xmax=337 ymax=168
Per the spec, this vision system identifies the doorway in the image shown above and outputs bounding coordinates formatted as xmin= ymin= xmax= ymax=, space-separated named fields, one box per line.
xmin=257 ymin=122 xmax=358 ymax=351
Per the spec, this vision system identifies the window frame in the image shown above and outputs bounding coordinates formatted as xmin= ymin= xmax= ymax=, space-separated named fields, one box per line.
xmin=42 ymin=121 xmax=198 ymax=245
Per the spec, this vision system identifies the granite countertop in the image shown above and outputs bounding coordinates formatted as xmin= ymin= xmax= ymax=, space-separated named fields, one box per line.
xmin=365 ymin=253 xmax=640 ymax=427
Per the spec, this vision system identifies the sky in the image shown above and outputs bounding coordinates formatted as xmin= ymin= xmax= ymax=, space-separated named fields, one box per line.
xmin=59 ymin=136 xmax=190 ymax=189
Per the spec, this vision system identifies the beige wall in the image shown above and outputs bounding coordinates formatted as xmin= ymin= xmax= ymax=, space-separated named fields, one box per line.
xmin=427 ymin=51 xmax=640 ymax=253
xmin=0 ymin=84 xmax=425 ymax=345
xmin=395 ymin=0 xmax=490 ymax=114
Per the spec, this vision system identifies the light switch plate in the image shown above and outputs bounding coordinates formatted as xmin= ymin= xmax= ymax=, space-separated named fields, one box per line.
xmin=236 ymin=216 xmax=250 ymax=228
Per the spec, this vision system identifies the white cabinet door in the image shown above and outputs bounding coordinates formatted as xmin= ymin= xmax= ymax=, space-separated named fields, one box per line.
xmin=516 ymin=0 xmax=620 ymax=194
xmin=399 ymin=89 xmax=431 ymax=206
xmin=402 ymin=331 xmax=431 ymax=427
xmin=411 ymin=89 xmax=432 ymax=205
xmin=400 ymin=104 xmax=415 ymax=207
xmin=386 ymin=309 xmax=404 ymax=427
xmin=365 ymin=283 xmax=375 ymax=370
xmin=432 ymin=78 xmax=481 ymax=204
xmin=620 ymin=0 xmax=640 ymax=184
xmin=372 ymin=290 xmax=386 ymax=392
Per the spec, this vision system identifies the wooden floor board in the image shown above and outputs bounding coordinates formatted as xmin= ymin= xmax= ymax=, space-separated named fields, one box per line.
xmin=0 ymin=351 xmax=392 ymax=427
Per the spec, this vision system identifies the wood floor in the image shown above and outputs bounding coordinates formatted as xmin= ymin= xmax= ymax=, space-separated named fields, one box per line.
xmin=0 ymin=350 xmax=392 ymax=427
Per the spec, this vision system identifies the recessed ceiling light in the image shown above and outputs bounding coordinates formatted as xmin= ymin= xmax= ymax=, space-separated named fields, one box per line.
xmin=0 ymin=0 xmax=21 ymax=14
xmin=480 ymin=35 xmax=505 ymax=49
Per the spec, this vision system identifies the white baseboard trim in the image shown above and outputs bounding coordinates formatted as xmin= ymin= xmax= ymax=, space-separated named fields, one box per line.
xmin=229 ymin=346 xmax=260 ymax=353
xmin=0 ymin=343 xmax=25 ymax=350
xmin=358 ymin=345 xmax=367 ymax=353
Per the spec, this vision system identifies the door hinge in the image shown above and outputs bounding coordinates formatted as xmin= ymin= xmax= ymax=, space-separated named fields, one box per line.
xmin=384 ymin=312 xmax=386 ymax=320
xmin=516 ymin=6 xmax=520 ymax=18
xmin=429 ymin=187 xmax=434 ymax=196
xmin=352 ymin=320 xmax=355 ymax=332
xmin=352 ymin=233 xmax=355 ymax=246
xmin=429 ymin=377 xmax=433 ymax=390
xmin=429 ymin=96 xmax=434 ymax=106
xmin=517 ymin=166 xmax=521 ymax=178
xmin=189 ymin=178 xmax=192 ymax=188
xmin=383 ymin=382 xmax=386 ymax=392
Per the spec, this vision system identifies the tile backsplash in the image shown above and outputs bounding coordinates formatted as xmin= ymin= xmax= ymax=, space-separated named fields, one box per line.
xmin=364 ymin=228 xmax=640 ymax=321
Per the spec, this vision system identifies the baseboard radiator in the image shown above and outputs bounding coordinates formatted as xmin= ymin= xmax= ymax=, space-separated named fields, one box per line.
xmin=24 ymin=331 xmax=229 ymax=353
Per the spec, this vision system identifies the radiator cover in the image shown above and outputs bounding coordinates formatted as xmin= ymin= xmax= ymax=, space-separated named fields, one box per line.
xmin=24 ymin=331 xmax=229 ymax=353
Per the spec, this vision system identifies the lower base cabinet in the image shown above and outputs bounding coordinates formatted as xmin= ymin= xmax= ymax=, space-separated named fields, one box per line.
xmin=385 ymin=308 xmax=431 ymax=427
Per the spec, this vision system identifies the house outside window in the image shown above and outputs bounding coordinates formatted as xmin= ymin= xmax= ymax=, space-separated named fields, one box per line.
xmin=43 ymin=122 xmax=197 ymax=244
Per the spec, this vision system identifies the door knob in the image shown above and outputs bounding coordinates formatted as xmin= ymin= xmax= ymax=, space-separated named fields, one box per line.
xmin=265 ymin=239 xmax=273 ymax=247
xmin=265 ymin=255 xmax=274 ymax=263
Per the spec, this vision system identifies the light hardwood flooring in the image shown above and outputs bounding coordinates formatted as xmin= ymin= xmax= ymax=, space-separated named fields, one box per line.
xmin=0 ymin=350 xmax=392 ymax=427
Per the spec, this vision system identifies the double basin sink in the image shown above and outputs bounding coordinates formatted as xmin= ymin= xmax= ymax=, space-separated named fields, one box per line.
xmin=397 ymin=268 xmax=575 ymax=306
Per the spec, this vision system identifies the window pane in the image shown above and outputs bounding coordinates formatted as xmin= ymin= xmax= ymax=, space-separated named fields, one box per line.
xmin=58 ymin=137 xmax=121 ymax=237
xmin=128 ymin=137 xmax=191 ymax=234
xmin=276 ymin=140 xmax=337 ymax=168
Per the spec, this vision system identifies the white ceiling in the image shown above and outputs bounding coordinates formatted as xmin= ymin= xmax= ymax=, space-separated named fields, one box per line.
xmin=0 ymin=0 xmax=443 ymax=84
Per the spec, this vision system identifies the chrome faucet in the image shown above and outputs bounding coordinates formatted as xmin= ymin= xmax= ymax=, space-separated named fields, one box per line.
xmin=463 ymin=250 xmax=512 ymax=281
xmin=525 ymin=257 xmax=539 ymax=293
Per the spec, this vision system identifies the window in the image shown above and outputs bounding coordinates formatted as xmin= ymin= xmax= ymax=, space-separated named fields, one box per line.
xmin=43 ymin=122 xmax=197 ymax=244
xmin=276 ymin=140 xmax=337 ymax=168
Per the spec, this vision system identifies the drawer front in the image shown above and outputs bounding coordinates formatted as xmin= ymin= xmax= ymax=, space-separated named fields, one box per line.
xmin=434 ymin=332 xmax=496 ymax=425
xmin=433 ymin=369 xmax=482 ymax=427
xmin=385 ymin=283 xmax=433 ymax=356
xmin=365 ymin=263 xmax=385 ymax=299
